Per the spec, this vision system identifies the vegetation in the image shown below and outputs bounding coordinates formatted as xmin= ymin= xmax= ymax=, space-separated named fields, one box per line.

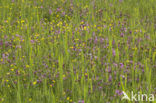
xmin=0 ymin=0 xmax=155 ymax=103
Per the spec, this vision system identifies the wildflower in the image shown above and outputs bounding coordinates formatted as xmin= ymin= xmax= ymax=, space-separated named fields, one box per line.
xmin=41 ymin=37 xmax=45 ymax=41
xmin=115 ymin=90 xmax=123 ymax=96
xmin=29 ymin=98 xmax=32 ymax=102
xmin=85 ymin=73 xmax=88 ymax=76
xmin=120 ymin=32 xmax=124 ymax=37
xmin=35 ymin=33 xmax=40 ymax=37
xmin=26 ymin=65 xmax=30 ymax=68
xmin=67 ymin=97 xmax=70 ymax=101
xmin=70 ymin=99 xmax=72 ymax=102
xmin=52 ymin=80 xmax=55 ymax=83
xmin=75 ymin=39 xmax=79 ymax=41
xmin=126 ymin=60 xmax=129 ymax=63
xmin=112 ymin=49 xmax=116 ymax=56
xmin=52 ymin=64 xmax=55 ymax=67
xmin=56 ymin=15 xmax=59 ymax=17
xmin=50 ymin=84 xmax=53 ymax=87
xmin=0 ymin=40 xmax=3 ymax=46
xmin=109 ymin=75 xmax=112 ymax=82
xmin=78 ymin=100 xmax=84 ymax=103
xmin=10 ymin=68 xmax=14 ymax=71
xmin=120 ymin=63 xmax=124 ymax=68
xmin=84 ymin=26 xmax=87 ymax=30
xmin=33 ymin=81 xmax=37 ymax=85
xmin=21 ymin=20 xmax=24 ymax=23
xmin=0 ymin=59 xmax=3 ymax=62
xmin=80 ymin=21 xmax=84 ymax=24
xmin=0 ymin=98 xmax=4 ymax=102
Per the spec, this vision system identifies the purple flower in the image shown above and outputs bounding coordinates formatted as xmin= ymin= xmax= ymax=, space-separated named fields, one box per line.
xmin=49 ymin=9 xmax=52 ymax=15
xmin=109 ymin=75 xmax=112 ymax=82
xmin=56 ymin=8 xmax=61 ymax=12
xmin=2 ymin=53 xmax=8 ymax=59
xmin=100 ymin=38 xmax=104 ymax=43
xmin=113 ymin=63 xmax=118 ymax=67
xmin=103 ymin=25 xmax=107 ymax=28
xmin=62 ymin=11 xmax=65 ymax=15
xmin=30 ymin=40 xmax=35 ymax=44
xmin=78 ymin=100 xmax=84 ymax=103
xmin=37 ymin=80 xmax=42 ymax=83
xmin=120 ymin=32 xmax=124 ymax=37
xmin=40 ymin=6 xmax=43 ymax=8
xmin=0 ymin=41 xmax=3 ymax=46
xmin=112 ymin=49 xmax=116 ymax=56
xmin=94 ymin=37 xmax=98 ymax=44
xmin=120 ymin=63 xmax=124 ymax=68
xmin=115 ymin=90 xmax=123 ymax=96
xmin=115 ymin=90 xmax=120 ymax=94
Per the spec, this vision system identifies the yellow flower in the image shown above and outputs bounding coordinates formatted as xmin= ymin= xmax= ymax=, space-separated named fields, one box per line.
xmin=50 ymin=84 xmax=53 ymax=87
xmin=41 ymin=37 xmax=45 ymax=41
xmin=70 ymin=99 xmax=72 ymax=102
xmin=26 ymin=65 xmax=30 ymax=68
xmin=67 ymin=97 xmax=70 ymax=100
xmin=21 ymin=39 xmax=24 ymax=42
xmin=29 ymin=98 xmax=32 ymax=102
xmin=84 ymin=26 xmax=87 ymax=30
xmin=33 ymin=81 xmax=37 ymax=85
xmin=75 ymin=39 xmax=79 ymax=41
xmin=126 ymin=60 xmax=129 ymax=63
xmin=80 ymin=21 xmax=84 ymax=24
xmin=52 ymin=80 xmax=56 ymax=83
xmin=35 ymin=33 xmax=40 ymax=37
xmin=1 ymin=59 xmax=3 ymax=62
xmin=56 ymin=15 xmax=59 ymax=17
xmin=1 ymin=98 xmax=4 ymax=101
xmin=63 ymin=74 xmax=66 ymax=78
xmin=21 ymin=20 xmax=25 ymax=23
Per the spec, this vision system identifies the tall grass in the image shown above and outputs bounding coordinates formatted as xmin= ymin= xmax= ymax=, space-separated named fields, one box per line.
xmin=0 ymin=0 xmax=155 ymax=103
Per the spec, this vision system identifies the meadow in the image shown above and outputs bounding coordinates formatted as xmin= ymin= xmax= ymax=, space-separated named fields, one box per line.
xmin=0 ymin=0 xmax=155 ymax=103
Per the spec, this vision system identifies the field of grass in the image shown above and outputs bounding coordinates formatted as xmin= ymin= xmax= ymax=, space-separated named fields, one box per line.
xmin=0 ymin=0 xmax=155 ymax=103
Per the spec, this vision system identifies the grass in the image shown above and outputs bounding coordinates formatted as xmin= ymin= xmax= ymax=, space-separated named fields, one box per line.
xmin=0 ymin=0 xmax=155 ymax=103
